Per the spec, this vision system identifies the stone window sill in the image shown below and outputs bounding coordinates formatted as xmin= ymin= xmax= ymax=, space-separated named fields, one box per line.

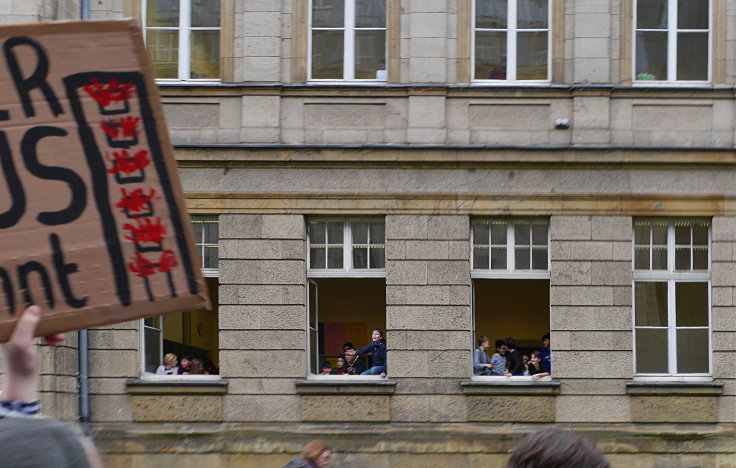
xmin=295 ymin=380 xmax=396 ymax=395
xmin=460 ymin=380 xmax=561 ymax=395
xmin=625 ymin=381 xmax=724 ymax=396
xmin=125 ymin=379 xmax=228 ymax=395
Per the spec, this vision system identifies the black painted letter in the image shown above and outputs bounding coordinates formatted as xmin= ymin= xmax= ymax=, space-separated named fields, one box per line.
xmin=18 ymin=261 xmax=54 ymax=308
xmin=50 ymin=233 xmax=87 ymax=308
xmin=0 ymin=130 xmax=25 ymax=229
xmin=4 ymin=36 xmax=63 ymax=118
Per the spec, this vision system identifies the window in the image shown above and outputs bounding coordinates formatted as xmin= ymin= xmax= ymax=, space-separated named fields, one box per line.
xmin=473 ymin=0 xmax=550 ymax=81
xmin=633 ymin=219 xmax=711 ymax=376
xmin=307 ymin=218 xmax=386 ymax=376
xmin=142 ymin=216 xmax=220 ymax=375
xmin=309 ymin=0 xmax=387 ymax=81
xmin=634 ymin=0 xmax=710 ymax=82
xmin=471 ymin=219 xmax=551 ymax=378
xmin=143 ymin=0 xmax=221 ymax=80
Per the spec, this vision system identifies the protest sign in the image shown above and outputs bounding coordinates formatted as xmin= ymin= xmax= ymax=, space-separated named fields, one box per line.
xmin=0 ymin=20 xmax=209 ymax=341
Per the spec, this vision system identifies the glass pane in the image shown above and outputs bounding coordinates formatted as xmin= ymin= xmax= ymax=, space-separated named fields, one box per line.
xmin=308 ymin=282 xmax=318 ymax=325
xmin=636 ymin=31 xmax=667 ymax=80
xmin=353 ymin=247 xmax=368 ymax=268
xmin=476 ymin=0 xmax=507 ymax=29
xmin=517 ymin=32 xmax=547 ymax=80
xmin=327 ymin=247 xmax=343 ymax=268
xmin=311 ymin=30 xmax=344 ymax=79
xmin=491 ymin=224 xmax=507 ymax=244
xmin=146 ymin=29 xmax=179 ymax=79
xmin=327 ymin=222 xmax=344 ymax=244
xmin=517 ymin=0 xmax=548 ymax=29
xmin=309 ymin=329 xmax=318 ymax=374
xmin=474 ymin=31 xmax=507 ymax=80
xmin=204 ymin=222 xmax=218 ymax=243
xmin=370 ymin=222 xmax=385 ymax=244
xmin=652 ymin=224 xmax=667 ymax=245
xmin=515 ymin=224 xmax=530 ymax=244
xmin=635 ymin=282 xmax=668 ymax=326
xmin=204 ymin=245 xmax=218 ymax=269
xmin=491 ymin=247 xmax=506 ymax=269
xmin=676 ymin=329 xmax=709 ymax=373
xmin=310 ymin=247 xmax=326 ymax=269
xmin=353 ymin=222 xmax=368 ymax=244
xmin=473 ymin=223 xmax=490 ymax=245
xmin=634 ymin=224 xmax=650 ymax=244
xmin=191 ymin=30 xmax=220 ymax=79
xmin=147 ymin=0 xmax=179 ymax=27
xmin=677 ymin=33 xmax=708 ymax=81
xmin=144 ymin=316 xmax=160 ymax=328
xmin=678 ymin=0 xmax=708 ymax=29
xmin=637 ymin=0 xmax=667 ymax=29
xmin=693 ymin=248 xmax=708 ymax=270
xmin=635 ymin=247 xmax=650 ymax=270
xmin=675 ymin=248 xmax=690 ymax=270
xmin=675 ymin=225 xmax=690 ymax=245
xmin=191 ymin=0 xmax=220 ymax=27
xmin=370 ymin=248 xmax=385 ymax=268
xmin=515 ymin=247 xmax=530 ymax=269
xmin=636 ymin=328 xmax=668 ymax=373
xmin=532 ymin=248 xmax=547 ymax=269
xmin=355 ymin=30 xmax=386 ymax=79
xmin=652 ymin=248 xmax=667 ymax=270
xmin=474 ymin=248 xmax=489 ymax=269
xmin=310 ymin=222 xmax=326 ymax=244
xmin=693 ymin=224 xmax=708 ymax=245
xmin=192 ymin=222 xmax=203 ymax=243
xmin=532 ymin=224 xmax=547 ymax=245
xmin=312 ymin=0 xmax=344 ymax=27
xmin=676 ymin=282 xmax=708 ymax=326
xmin=356 ymin=0 xmax=386 ymax=27
xmin=144 ymin=325 xmax=162 ymax=373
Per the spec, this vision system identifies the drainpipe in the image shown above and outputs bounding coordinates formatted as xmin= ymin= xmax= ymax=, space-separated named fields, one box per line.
xmin=80 ymin=0 xmax=90 ymax=20
xmin=78 ymin=329 xmax=92 ymax=437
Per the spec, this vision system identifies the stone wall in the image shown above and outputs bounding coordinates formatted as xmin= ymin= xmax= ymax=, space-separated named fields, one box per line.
xmin=712 ymin=216 xmax=736 ymax=424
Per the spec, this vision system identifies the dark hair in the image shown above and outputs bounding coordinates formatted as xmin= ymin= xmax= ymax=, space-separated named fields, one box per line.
xmin=495 ymin=339 xmax=505 ymax=349
xmin=302 ymin=440 xmax=330 ymax=461
xmin=343 ymin=342 xmax=355 ymax=350
xmin=505 ymin=337 xmax=516 ymax=349
xmin=507 ymin=429 xmax=609 ymax=468
xmin=477 ymin=336 xmax=490 ymax=347
xmin=181 ymin=355 xmax=193 ymax=361
xmin=530 ymin=350 xmax=542 ymax=359
xmin=372 ymin=328 xmax=383 ymax=339
xmin=542 ymin=333 xmax=550 ymax=341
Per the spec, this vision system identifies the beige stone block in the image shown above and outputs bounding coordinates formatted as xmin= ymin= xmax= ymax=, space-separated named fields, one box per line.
xmin=224 ymin=394 xmax=300 ymax=422
xmin=712 ymin=287 xmax=734 ymax=307
xmin=449 ymin=285 xmax=470 ymax=305
xmin=260 ymin=305 xmax=305 ymax=330
xmin=390 ymin=330 xmax=469 ymax=350
xmin=467 ymin=395 xmax=556 ymax=422
xmin=221 ymin=259 xmax=305 ymax=284
xmin=568 ymin=286 xmax=614 ymax=305
xmin=225 ymin=378 xmax=296 ymax=395
xmin=235 ymin=240 xmax=304 ymax=260
xmin=718 ymin=396 xmax=736 ymax=423
xmin=553 ymin=331 xmax=632 ymax=351
xmin=302 ymin=395 xmax=390 ymax=422
xmin=559 ymin=378 xmax=628 ymax=395
xmin=219 ymin=305 xmax=261 ymax=329
xmin=132 ymin=395 xmax=223 ymax=422
xmin=427 ymin=215 xmax=469 ymax=240
xmin=305 ymin=103 xmax=386 ymax=129
xmin=386 ymin=215 xmax=429 ymax=241
xmin=551 ymin=261 xmax=592 ymax=285
xmin=611 ymin=241 xmax=632 ymax=261
xmin=386 ymin=240 xmax=407 ymax=259
xmin=712 ymin=307 xmax=735 ymax=331
xmin=633 ymin=104 xmax=712 ymax=131
xmin=409 ymin=96 xmax=446 ymax=128
xmin=89 ymin=350 xmax=138 ymax=377
xmin=591 ymin=217 xmax=632 ymax=241
xmin=551 ymin=216 xmax=591 ymax=240
xmin=405 ymin=240 xmax=450 ymax=259
xmin=88 ymin=329 xmax=138 ymax=350
xmin=556 ymin=395 xmax=630 ymax=422
xmin=164 ymin=103 xmax=219 ymax=128
xmin=448 ymin=240 xmax=470 ymax=260
xmin=220 ymin=330 xmax=304 ymax=350
xmin=712 ymin=217 xmax=736 ymax=241
xmin=387 ymin=306 xmax=428 ymax=330
xmin=219 ymin=350 xmax=305 ymax=378
xmin=387 ymin=285 xmax=449 ymax=305
xmin=387 ymin=260 xmax=428 ymax=285
xmin=391 ymin=395 xmax=467 ymax=423
xmin=590 ymin=261 xmax=631 ymax=286
xmin=469 ymin=104 xmax=550 ymax=130
xmin=409 ymin=12 xmax=447 ymax=37
xmin=90 ymin=394 xmax=132 ymax=422
xmin=261 ymin=215 xmax=304 ymax=239
xmin=575 ymin=12 xmax=611 ymax=37
xmin=88 ymin=377 xmax=128 ymax=395
xmin=220 ymin=214 xmax=262 ymax=239
xmin=236 ymin=284 xmax=305 ymax=305
xmin=631 ymin=396 xmax=719 ymax=423
xmin=554 ymin=350 xmax=632 ymax=379
xmin=389 ymin=350 xmax=429 ymax=377
xmin=427 ymin=260 xmax=469 ymax=285
xmin=427 ymin=305 xmax=471 ymax=330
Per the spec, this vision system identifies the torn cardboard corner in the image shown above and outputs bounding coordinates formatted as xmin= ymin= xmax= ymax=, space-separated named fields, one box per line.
xmin=0 ymin=20 xmax=209 ymax=342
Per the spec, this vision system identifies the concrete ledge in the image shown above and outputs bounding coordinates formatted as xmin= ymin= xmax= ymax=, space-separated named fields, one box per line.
xmin=460 ymin=381 xmax=561 ymax=395
xmin=295 ymin=380 xmax=397 ymax=395
xmin=125 ymin=379 xmax=228 ymax=395
xmin=625 ymin=381 xmax=724 ymax=396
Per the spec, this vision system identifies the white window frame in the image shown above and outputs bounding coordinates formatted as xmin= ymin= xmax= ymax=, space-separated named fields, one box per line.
xmin=633 ymin=0 xmax=712 ymax=84
xmin=471 ymin=0 xmax=552 ymax=83
xmin=307 ymin=217 xmax=386 ymax=278
xmin=142 ymin=0 xmax=221 ymax=82
xmin=308 ymin=0 xmax=388 ymax=82
xmin=632 ymin=219 xmax=712 ymax=380
xmin=192 ymin=216 xmax=220 ymax=278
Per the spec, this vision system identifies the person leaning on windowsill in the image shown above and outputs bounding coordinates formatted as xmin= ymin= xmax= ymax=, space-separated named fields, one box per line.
xmin=473 ymin=336 xmax=494 ymax=376
xmin=0 ymin=305 xmax=103 ymax=468
xmin=346 ymin=328 xmax=387 ymax=376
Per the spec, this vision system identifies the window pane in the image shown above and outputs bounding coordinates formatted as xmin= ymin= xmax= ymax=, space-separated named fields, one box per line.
xmin=634 ymin=224 xmax=650 ymax=244
xmin=192 ymin=222 xmax=203 ymax=243
xmin=652 ymin=248 xmax=667 ymax=270
xmin=473 ymin=223 xmax=489 ymax=245
xmin=310 ymin=222 xmax=326 ymax=244
xmin=515 ymin=224 xmax=530 ymax=244
xmin=147 ymin=29 xmax=179 ymax=79
xmin=311 ymin=30 xmax=344 ymax=79
xmin=636 ymin=31 xmax=667 ymax=80
xmin=355 ymin=30 xmax=386 ymax=79
xmin=476 ymin=0 xmax=507 ymax=29
xmin=491 ymin=224 xmax=507 ymax=244
xmin=532 ymin=248 xmax=547 ymax=269
xmin=144 ymin=324 xmax=162 ymax=373
xmin=676 ymin=329 xmax=709 ymax=373
xmin=356 ymin=0 xmax=386 ymax=27
xmin=370 ymin=247 xmax=385 ymax=268
xmin=652 ymin=224 xmax=667 ymax=245
xmin=637 ymin=0 xmax=667 ymax=29
xmin=475 ymin=31 xmax=507 ymax=80
xmin=636 ymin=328 xmax=668 ymax=373
xmin=312 ymin=0 xmax=344 ymax=27
xmin=635 ymin=282 xmax=668 ymax=326
xmin=491 ymin=247 xmax=506 ymax=269
xmin=353 ymin=222 xmax=368 ymax=244
xmin=147 ymin=0 xmax=179 ymax=27
xmin=676 ymin=282 xmax=708 ymax=326
xmin=311 ymin=247 xmax=326 ymax=269
xmin=693 ymin=223 xmax=708 ymax=245
xmin=635 ymin=247 xmax=650 ymax=270
xmin=191 ymin=30 xmax=220 ymax=79
xmin=474 ymin=248 xmax=489 ymax=269
xmin=327 ymin=222 xmax=344 ymax=244
xmin=204 ymin=222 xmax=218 ymax=243
xmin=678 ymin=0 xmax=708 ymax=29
xmin=353 ymin=247 xmax=368 ymax=268
xmin=191 ymin=0 xmax=220 ymax=27
xmin=370 ymin=222 xmax=385 ymax=244
xmin=693 ymin=248 xmax=708 ymax=270
xmin=675 ymin=225 xmax=690 ymax=244
xmin=677 ymin=32 xmax=708 ymax=81
xmin=204 ymin=245 xmax=218 ymax=269
xmin=515 ymin=247 xmax=530 ymax=269
xmin=675 ymin=248 xmax=691 ymax=270
xmin=327 ymin=246 xmax=343 ymax=268
xmin=517 ymin=32 xmax=547 ymax=80
xmin=532 ymin=224 xmax=547 ymax=245
xmin=517 ymin=0 xmax=548 ymax=29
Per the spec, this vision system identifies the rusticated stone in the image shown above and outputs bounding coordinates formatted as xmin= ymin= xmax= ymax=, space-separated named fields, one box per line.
xmin=631 ymin=396 xmax=719 ymax=423
xmin=302 ymin=395 xmax=390 ymax=422
xmin=467 ymin=396 xmax=556 ymax=422
xmin=132 ymin=395 xmax=223 ymax=422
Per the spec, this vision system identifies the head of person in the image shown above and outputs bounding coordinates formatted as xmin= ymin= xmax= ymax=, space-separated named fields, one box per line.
xmin=507 ymin=429 xmax=609 ymax=468
xmin=495 ymin=339 xmax=506 ymax=354
xmin=336 ymin=356 xmax=345 ymax=368
xmin=302 ymin=440 xmax=332 ymax=468
xmin=180 ymin=355 xmax=192 ymax=370
xmin=522 ymin=354 xmax=530 ymax=365
xmin=542 ymin=333 xmax=550 ymax=349
xmin=505 ymin=337 xmax=516 ymax=350
xmin=163 ymin=353 xmax=177 ymax=369
xmin=190 ymin=358 xmax=205 ymax=374
xmin=478 ymin=336 xmax=490 ymax=350
xmin=319 ymin=359 xmax=331 ymax=373
xmin=530 ymin=350 xmax=542 ymax=366
xmin=371 ymin=328 xmax=383 ymax=342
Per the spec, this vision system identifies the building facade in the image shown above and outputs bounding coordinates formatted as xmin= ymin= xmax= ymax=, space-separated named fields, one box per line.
xmin=1 ymin=0 xmax=735 ymax=467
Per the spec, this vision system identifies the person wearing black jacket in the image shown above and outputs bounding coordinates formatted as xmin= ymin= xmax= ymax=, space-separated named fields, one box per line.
xmin=348 ymin=328 xmax=387 ymax=376
xmin=504 ymin=337 xmax=524 ymax=376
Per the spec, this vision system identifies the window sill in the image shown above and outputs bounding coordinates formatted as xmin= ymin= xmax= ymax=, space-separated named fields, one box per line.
xmin=626 ymin=381 xmax=724 ymax=396
xmin=296 ymin=378 xmax=396 ymax=395
xmin=126 ymin=376 xmax=228 ymax=395
xmin=461 ymin=378 xmax=560 ymax=395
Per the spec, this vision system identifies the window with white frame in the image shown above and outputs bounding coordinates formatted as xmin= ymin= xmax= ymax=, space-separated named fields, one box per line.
xmin=307 ymin=218 xmax=386 ymax=376
xmin=473 ymin=0 xmax=550 ymax=81
xmin=309 ymin=0 xmax=387 ymax=81
xmin=633 ymin=219 xmax=711 ymax=376
xmin=634 ymin=0 xmax=710 ymax=82
xmin=142 ymin=216 xmax=220 ymax=375
xmin=143 ymin=0 xmax=221 ymax=80
xmin=471 ymin=218 xmax=551 ymax=378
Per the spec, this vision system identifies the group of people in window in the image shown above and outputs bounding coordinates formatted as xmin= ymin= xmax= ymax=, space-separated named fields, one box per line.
xmin=156 ymin=352 xmax=217 ymax=375
xmin=319 ymin=328 xmax=387 ymax=376
xmin=474 ymin=334 xmax=551 ymax=378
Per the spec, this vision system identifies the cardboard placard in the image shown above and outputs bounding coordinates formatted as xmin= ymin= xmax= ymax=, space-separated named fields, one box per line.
xmin=0 ymin=20 xmax=209 ymax=341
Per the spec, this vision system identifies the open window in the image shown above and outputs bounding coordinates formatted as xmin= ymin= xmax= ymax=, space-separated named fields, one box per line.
xmin=307 ymin=218 xmax=386 ymax=377
xmin=141 ymin=216 xmax=220 ymax=376
xmin=471 ymin=218 xmax=551 ymax=379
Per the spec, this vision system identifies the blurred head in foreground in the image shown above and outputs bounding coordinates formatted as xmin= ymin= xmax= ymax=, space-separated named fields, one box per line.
xmin=507 ymin=429 xmax=609 ymax=468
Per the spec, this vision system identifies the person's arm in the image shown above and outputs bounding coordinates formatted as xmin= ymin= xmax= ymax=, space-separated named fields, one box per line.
xmin=353 ymin=343 xmax=372 ymax=356
xmin=472 ymin=349 xmax=485 ymax=373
